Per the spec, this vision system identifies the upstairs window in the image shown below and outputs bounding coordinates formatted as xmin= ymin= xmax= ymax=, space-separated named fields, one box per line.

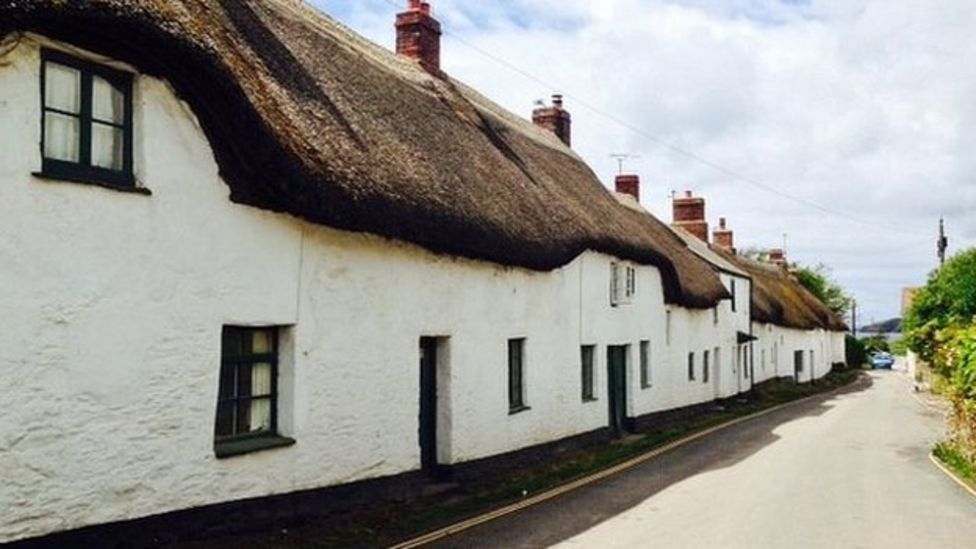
xmin=687 ymin=352 xmax=696 ymax=381
xmin=40 ymin=49 xmax=134 ymax=188
xmin=610 ymin=263 xmax=637 ymax=306
xmin=730 ymin=279 xmax=738 ymax=312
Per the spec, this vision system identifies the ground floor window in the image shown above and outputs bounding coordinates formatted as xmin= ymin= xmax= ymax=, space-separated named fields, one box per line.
xmin=215 ymin=326 xmax=294 ymax=458
xmin=640 ymin=340 xmax=651 ymax=388
xmin=703 ymin=350 xmax=710 ymax=383
xmin=688 ymin=352 xmax=696 ymax=381
xmin=581 ymin=345 xmax=597 ymax=401
xmin=509 ymin=338 xmax=528 ymax=413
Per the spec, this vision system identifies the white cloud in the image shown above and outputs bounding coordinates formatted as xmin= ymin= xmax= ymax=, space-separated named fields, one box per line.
xmin=315 ymin=0 xmax=976 ymax=322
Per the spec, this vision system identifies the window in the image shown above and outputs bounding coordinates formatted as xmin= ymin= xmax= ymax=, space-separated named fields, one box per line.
xmin=730 ymin=279 xmax=737 ymax=312
xmin=703 ymin=350 xmax=710 ymax=383
xmin=215 ymin=326 xmax=294 ymax=458
xmin=610 ymin=263 xmax=636 ymax=306
xmin=40 ymin=49 xmax=136 ymax=189
xmin=762 ymin=349 xmax=767 ymax=372
xmin=666 ymin=310 xmax=673 ymax=346
xmin=639 ymin=340 xmax=651 ymax=388
xmin=714 ymin=347 xmax=721 ymax=379
xmin=688 ymin=352 xmax=696 ymax=381
xmin=509 ymin=338 xmax=528 ymax=413
xmin=713 ymin=307 xmax=719 ymax=325
xmin=581 ymin=345 xmax=596 ymax=401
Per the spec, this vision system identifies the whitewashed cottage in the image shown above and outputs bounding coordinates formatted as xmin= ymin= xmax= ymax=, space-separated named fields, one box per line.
xmin=0 ymin=0 xmax=846 ymax=545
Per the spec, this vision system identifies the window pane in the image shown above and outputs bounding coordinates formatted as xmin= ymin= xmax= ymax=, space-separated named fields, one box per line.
xmin=237 ymin=363 xmax=253 ymax=397
xmin=218 ymin=363 xmax=236 ymax=399
xmin=45 ymin=62 xmax=81 ymax=113
xmin=222 ymin=328 xmax=243 ymax=357
xmin=215 ymin=401 xmax=235 ymax=437
xmin=251 ymin=362 xmax=272 ymax=397
xmin=92 ymin=122 xmax=124 ymax=170
xmin=93 ymin=76 xmax=125 ymax=124
xmin=248 ymin=397 xmax=272 ymax=433
xmin=44 ymin=112 xmax=80 ymax=162
xmin=251 ymin=329 xmax=273 ymax=354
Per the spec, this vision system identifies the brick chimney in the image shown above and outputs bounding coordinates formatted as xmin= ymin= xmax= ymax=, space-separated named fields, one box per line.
xmin=712 ymin=217 xmax=735 ymax=254
xmin=672 ymin=190 xmax=708 ymax=243
xmin=615 ymin=174 xmax=640 ymax=202
xmin=769 ymin=248 xmax=787 ymax=266
xmin=396 ymin=1 xmax=441 ymax=75
xmin=532 ymin=94 xmax=572 ymax=147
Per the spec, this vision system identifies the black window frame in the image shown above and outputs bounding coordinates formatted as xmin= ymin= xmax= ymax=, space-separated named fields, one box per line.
xmin=581 ymin=345 xmax=597 ymax=402
xmin=38 ymin=48 xmax=137 ymax=191
xmin=688 ymin=352 xmax=696 ymax=381
xmin=508 ymin=338 xmax=529 ymax=414
xmin=214 ymin=326 xmax=294 ymax=458
xmin=730 ymin=279 xmax=737 ymax=312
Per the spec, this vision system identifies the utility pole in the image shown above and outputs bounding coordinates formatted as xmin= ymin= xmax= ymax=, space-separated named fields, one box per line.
xmin=938 ymin=217 xmax=948 ymax=267
xmin=851 ymin=300 xmax=857 ymax=337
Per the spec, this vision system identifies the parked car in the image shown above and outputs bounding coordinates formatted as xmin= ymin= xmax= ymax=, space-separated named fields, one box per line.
xmin=871 ymin=352 xmax=895 ymax=369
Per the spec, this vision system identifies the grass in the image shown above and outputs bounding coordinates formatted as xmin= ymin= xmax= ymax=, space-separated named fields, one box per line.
xmin=934 ymin=441 xmax=976 ymax=488
xmin=170 ymin=368 xmax=862 ymax=549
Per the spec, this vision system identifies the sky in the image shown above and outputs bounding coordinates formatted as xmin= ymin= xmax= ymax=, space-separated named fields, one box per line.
xmin=314 ymin=0 xmax=976 ymax=325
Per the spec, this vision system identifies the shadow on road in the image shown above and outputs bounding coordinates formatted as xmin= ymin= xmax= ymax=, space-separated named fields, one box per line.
xmin=432 ymin=374 xmax=875 ymax=548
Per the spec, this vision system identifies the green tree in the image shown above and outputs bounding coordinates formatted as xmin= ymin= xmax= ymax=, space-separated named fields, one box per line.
xmin=792 ymin=263 xmax=854 ymax=317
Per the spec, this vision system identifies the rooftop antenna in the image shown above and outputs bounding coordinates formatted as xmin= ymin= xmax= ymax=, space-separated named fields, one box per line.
xmin=609 ymin=153 xmax=641 ymax=175
xmin=938 ymin=217 xmax=948 ymax=266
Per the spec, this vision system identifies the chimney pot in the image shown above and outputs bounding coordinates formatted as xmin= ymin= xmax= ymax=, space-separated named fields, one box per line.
xmin=712 ymin=217 xmax=735 ymax=254
xmin=396 ymin=1 xmax=442 ymax=75
xmin=769 ymin=248 xmax=787 ymax=266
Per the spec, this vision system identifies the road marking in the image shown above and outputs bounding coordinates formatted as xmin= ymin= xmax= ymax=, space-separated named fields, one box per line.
xmin=389 ymin=375 xmax=864 ymax=549
xmin=929 ymin=452 xmax=976 ymax=500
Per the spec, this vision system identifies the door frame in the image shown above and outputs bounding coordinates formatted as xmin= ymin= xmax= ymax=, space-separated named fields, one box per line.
xmin=606 ymin=345 xmax=630 ymax=436
xmin=419 ymin=337 xmax=447 ymax=480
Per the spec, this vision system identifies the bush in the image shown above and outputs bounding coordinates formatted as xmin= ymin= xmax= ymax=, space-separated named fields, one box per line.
xmin=846 ymin=334 xmax=867 ymax=369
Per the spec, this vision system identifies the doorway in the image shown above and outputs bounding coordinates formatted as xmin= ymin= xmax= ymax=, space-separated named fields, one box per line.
xmin=794 ymin=350 xmax=804 ymax=382
xmin=607 ymin=345 xmax=629 ymax=436
xmin=419 ymin=337 xmax=441 ymax=478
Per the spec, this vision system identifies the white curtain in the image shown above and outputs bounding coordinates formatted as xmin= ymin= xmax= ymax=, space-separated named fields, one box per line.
xmin=249 ymin=364 xmax=272 ymax=432
xmin=44 ymin=113 xmax=79 ymax=162
xmin=248 ymin=330 xmax=273 ymax=432
xmin=92 ymin=124 xmax=123 ymax=170
xmin=44 ymin=63 xmax=81 ymax=163
xmin=92 ymin=76 xmax=123 ymax=123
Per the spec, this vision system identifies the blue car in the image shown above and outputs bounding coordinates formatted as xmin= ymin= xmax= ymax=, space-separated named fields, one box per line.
xmin=871 ymin=352 xmax=895 ymax=369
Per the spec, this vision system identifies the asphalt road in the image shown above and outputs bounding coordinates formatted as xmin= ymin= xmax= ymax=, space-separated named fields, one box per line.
xmin=429 ymin=371 xmax=976 ymax=548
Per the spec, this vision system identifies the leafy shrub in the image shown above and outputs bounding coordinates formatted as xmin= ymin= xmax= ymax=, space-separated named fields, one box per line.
xmin=845 ymin=334 xmax=867 ymax=368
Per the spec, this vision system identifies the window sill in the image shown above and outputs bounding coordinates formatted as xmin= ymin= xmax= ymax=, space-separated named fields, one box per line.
xmin=32 ymin=171 xmax=150 ymax=195
xmin=215 ymin=435 xmax=295 ymax=459
xmin=508 ymin=405 xmax=532 ymax=416
xmin=582 ymin=397 xmax=599 ymax=403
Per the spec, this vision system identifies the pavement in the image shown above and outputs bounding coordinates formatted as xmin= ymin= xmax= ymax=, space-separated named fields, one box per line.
xmin=427 ymin=371 xmax=976 ymax=548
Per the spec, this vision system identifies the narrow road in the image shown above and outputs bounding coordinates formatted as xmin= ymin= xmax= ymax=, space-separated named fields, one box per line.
xmin=429 ymin=371 xmax=976 ymax=548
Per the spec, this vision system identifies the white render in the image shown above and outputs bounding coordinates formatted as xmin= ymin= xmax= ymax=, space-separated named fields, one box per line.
xmin=0 ymin=36 xmax=845 ymax=543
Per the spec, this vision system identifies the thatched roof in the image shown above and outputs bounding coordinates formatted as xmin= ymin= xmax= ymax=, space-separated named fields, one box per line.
xmin=1 ymin=0 xmax=729 ymax=308
xmin=726 ymin=255 xmax=848 ymax=332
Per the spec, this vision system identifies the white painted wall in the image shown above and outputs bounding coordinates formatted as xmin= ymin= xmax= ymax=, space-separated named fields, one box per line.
xmin=752 ymin=323 xmax=842 ymax=383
